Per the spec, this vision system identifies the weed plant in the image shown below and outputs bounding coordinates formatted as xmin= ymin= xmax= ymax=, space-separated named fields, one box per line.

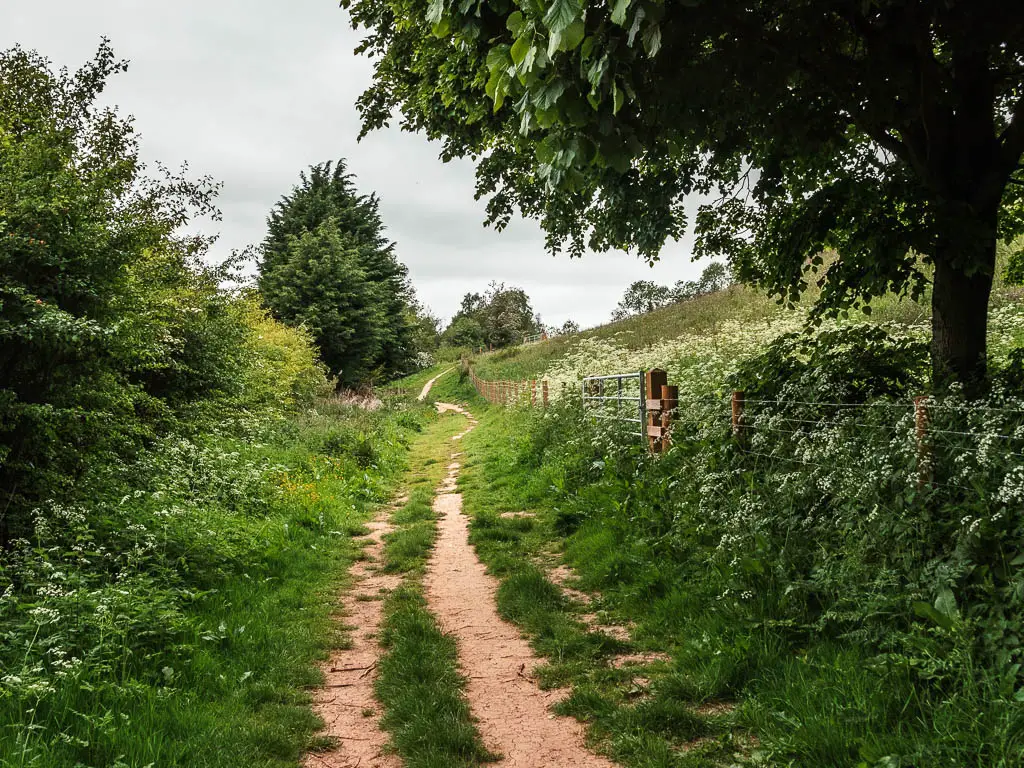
xmin=456 ymin=315 xmax=1024 ymax=766
xmin=0 ymin=402 xmax=429 ymax=767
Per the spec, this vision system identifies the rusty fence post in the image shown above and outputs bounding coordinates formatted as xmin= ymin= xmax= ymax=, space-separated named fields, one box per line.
xmin=914 ymin=395 xmax=932 ymax=489
xmin=731 ymin=391 xmax=746 ymax=445
xmin=542 ymin=380 xmax=549 ymax=407
xmin=645 ymin=368 xmax=668 ymax=453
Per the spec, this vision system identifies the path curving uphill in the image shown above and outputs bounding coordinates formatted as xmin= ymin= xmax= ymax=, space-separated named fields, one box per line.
xmin=424 ymin=402 xmax=616 ymax=768
xmin=417 ymin=366 xmax=455 ymax=401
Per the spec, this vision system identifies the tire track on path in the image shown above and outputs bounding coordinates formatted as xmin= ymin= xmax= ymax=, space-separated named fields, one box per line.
xmin=305 ymin=501 xmax=404 ymax=768
xmin=424 ymin=402 xmax=617 ymax=768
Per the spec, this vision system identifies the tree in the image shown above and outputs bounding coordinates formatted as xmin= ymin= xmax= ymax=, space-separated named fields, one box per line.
xmin=559 ymin=319 xmax=580 ymax=335
xmin=259 ymin=161 xmax=417 ymax=385
xmin=262 ymin=221 xmax=382 ymax=386
xmin=480 ymin=282 xmax=541 ymax=346
xmin=0 ymin=43 xmax=246 ymax=536
xmin=341 ymin=0 xmax=1024 ymax=389
xmin=442 ymin=315 xmax=486 ymax=348
xmin=441 ymin=282 xmax=542 ymax=348
xmin=697 ymin=262 xmax=731 ymax=295
xmin=407 ymin=296 xmax=442 ymax=356
xmin=612 ymin=280 xmax=671 ymax=320
xmin=670 ymin=280 xmax=700 ymax=304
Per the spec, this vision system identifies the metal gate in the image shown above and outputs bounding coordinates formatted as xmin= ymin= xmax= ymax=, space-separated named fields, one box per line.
xmin=581 ymin=371 xmax=647 ymax=442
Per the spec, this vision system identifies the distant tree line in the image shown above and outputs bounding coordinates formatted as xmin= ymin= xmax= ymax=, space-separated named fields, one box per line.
xmin=611 ymin=262 xmax=732 ymax=321
xmin=441 ymin=281 xmax=544 ymax=349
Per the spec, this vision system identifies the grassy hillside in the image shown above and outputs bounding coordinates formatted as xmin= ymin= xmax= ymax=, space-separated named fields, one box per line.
xmin=473 ymin=245 xmax=1023 ymax=386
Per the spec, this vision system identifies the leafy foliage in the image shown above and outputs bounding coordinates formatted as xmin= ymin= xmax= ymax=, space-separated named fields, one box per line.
xmin=258 ymin=160 xmax=420 ymax=387
xmin=611 ymin=280 xmax=671 ymax=320
xmin=441 ymin=281 xmax=543 ymax=349
xmin=0 ymin=44 xmax=389 ymax=766
xmin=341 ymin=0 xmax=1024 ymax=384
xmin=0 ymin=43 xmax=307 ymax=537
xmin=460 ymin=345 xmax=1024 ymax=764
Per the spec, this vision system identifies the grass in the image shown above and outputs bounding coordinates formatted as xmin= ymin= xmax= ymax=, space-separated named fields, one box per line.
xmin=370 ymin=404 xmax=494 ymax=767
xmin=455 ymin=409 xmax=738 ymax=767
xmin=383 ymin=486 xmax=436 ymax=573
xmin=452 ymin=392 xmax=1024 ymax=767
xmin=375 ymin=585 xmax=496 ymax=768
xmin=0 ymin=403 xmax=424 ymax=768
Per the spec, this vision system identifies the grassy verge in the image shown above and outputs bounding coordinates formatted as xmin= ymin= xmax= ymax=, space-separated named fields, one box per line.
xmin=0 ymin=400 xmax=427 ymax=768
xmin=456 ymin=410 xmax=738 ymax=767
xmin=371 ymin=406 xmax=493 ymax=767
xmin=456 ymin=386 xmax=1024 ymax=768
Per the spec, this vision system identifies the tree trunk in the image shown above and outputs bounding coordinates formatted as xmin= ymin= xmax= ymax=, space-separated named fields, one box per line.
xmin=930 ymin=210 xmax=998 ymax=392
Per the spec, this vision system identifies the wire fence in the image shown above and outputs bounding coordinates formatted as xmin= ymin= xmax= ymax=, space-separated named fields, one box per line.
xmin=725 ymin=391 xmax=1024 ymax=501
xmin=573 ymin=367 xmax=1024 ymax=502
xmin=467 ymin=362 xmax=1023 ymax=502
xmin=468 ymin=369 xmax=550 ymax=407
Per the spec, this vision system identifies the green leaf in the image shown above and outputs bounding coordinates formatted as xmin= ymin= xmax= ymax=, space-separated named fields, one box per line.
xmin=426 ymin=0 xmax=445 ymax=25
xmin=547 ymin=28 xmax=563 ymax=58
xmin=544 ymin=0 xmax=582 ymax=35
xmin=486 ymin=44 xmax=511 ymax=73
xmin=493 ymin=72 xmax=512 ymax=111
xmin=562 ymin=19 xmax=586 ymax=51
xmin=934 ymin=588 xmax=959 ymax=621
xmin=612 ymin=80 xmax=624 ymax=114
xmin=511 ymin=36 xmax=532 ymax=67
xmin=580 ymin=35 xmax=596 ymax=61
xmin=610 ymin=0 xmax=630 ymax=26
xmin=431 ymin=15 xmax=451 ymax=37
xmin=913 ymin=601 xmax=954 ymax=631
xmin=507 ymin=11 xmax=525 ymax=35
xmin=627 ymin=5 xmax=645 ymax=46
xmin=641 ymin=21 xmax=661 ymax=57
xmin=536 ymin=136 xmax=559 ymax=165
xmin=534 ymin=79 xmax=566 ymax=110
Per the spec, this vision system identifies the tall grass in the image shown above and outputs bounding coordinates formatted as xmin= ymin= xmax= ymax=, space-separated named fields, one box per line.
xmin=0 ymin=401 xmax=429 ymax=767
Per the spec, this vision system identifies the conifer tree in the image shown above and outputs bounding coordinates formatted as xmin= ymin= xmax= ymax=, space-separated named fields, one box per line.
xmin=258 ymin=161 xmax=417 ymax=386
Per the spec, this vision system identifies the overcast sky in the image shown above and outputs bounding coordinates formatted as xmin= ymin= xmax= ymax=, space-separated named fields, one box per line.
xmin=1 ymin=0 xmax=714 ymax=328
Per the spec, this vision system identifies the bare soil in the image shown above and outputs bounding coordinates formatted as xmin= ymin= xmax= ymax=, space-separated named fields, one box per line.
xmin=417 ymin=367 xmax=455 ymax=401
xmin=424 ymin=403 xmax=616 ymax=768
xmin=305 ymin=510 xmax=402 ymax=768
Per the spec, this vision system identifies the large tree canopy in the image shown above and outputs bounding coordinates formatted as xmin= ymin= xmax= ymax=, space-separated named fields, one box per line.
xmin=258 ymin=161 xmax=418 ymax=386
xmin=341 ymin=0 xmax=1024 ymax=388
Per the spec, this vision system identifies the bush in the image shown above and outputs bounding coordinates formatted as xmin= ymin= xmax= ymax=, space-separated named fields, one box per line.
xmin=480 ymin=313 xmax=1024 ymax=764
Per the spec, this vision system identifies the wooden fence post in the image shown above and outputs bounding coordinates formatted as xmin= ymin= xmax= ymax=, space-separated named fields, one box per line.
xmin=660 ymin=384 xmax=678 ymax=451
xmin=731 ymin=391 xmax=746 ymax=444
xmin=542 ymin=380 xmax=549 ymax=407
xmin=645 ymin=369 xmax=668 ymax=453
xmin=914 ymin=395 xmax=931 ymax=489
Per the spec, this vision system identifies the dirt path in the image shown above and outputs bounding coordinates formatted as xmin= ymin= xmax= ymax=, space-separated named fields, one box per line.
xmin=424 ymin=403 xmax=616 ymax=768
xmin=417 ymin=367 xmax=455 ymax=401
xmin=305 ymin=503 xmax=404 ymax=768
